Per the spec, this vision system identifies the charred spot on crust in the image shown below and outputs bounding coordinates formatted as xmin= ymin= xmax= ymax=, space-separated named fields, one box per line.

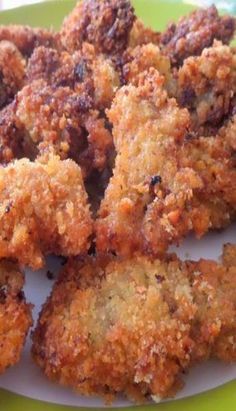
xmin=46 ymin=270 xmax=54 ymax=280
xmin=150 ymin=175 xmax=162 ymax=186
xmin=155 ymin=274 xmax=165 ymax=283
xmin=74 ymin=60 xmax=88 ymax=83
xmin=5 ymin=201 xmax=13 ymax=214
xmin=0 ymin=285 xmax=7 ymax=303
xmin=17 ymin=290 xmax=25 ymax=302
xmin=179 ymin=87 xmax=196 ymax=109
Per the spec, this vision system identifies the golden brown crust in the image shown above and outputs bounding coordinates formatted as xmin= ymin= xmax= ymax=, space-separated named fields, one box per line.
xmin=160 ymin=5 xmax=236 ymax=66
xmin=32 ymin=246 xmax=236 ymax=402
xmin=96 ymin=69 xmax=236 ymax=257
xmin=121 ymin=43 xmax=171 ymax=85
xmin=0 ymin=154 xmax=93 ymax=269
xmin=0 ymin=82 xmax=113 ymax=177
xmin=175 ymin=41 xmax=236 ymax=135
xmin=60 ymin=0 xmax=135 ymax=55
xmin=26 ymin=43 xmax=120 ymax=111
xmin=0 ymin=25 xmax=59 ymax=57
xmin=0 ymin=260 xmax=32 ymax=374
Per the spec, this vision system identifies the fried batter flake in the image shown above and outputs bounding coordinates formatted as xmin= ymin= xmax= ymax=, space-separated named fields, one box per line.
xmin=32 ymin=245 xmax=236 ymax=402
xmin=0 ymin=260 xmax=32 ymax=374
xmin=0 ymin=154 xmax=93 ymax=269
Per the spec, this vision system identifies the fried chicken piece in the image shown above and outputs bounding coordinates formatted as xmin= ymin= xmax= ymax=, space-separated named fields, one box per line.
xmin=96 ymin=69 xmax=236 ymax=256
xmin=32 ymin=246 xmax=236 ymax=402
xmin=26 ymin=43 xmax=120 ymax=111
xmin=60 ymin=0 xmax=135 ymax=55
xmin=128 ymin=19 xmax=160 ymax=48
xmin=0 ymin=41 xmax=25 ymax=109
xmin=0 ymin=25 xmax=58 ymax=57
xmin=96 ymin=69 xmax=194 ymax=256
xmin=0 ymin=154 xmax=93 ymax=269
xmin=160 ymin=5 xmax=236 ymax=66
xmin=175 ymin=41 xmax=236 ymax=135
xmin=0 ymin=259 xmax=32 ymax=374
xmin=6 ymin=79 xmax=112 ymax=177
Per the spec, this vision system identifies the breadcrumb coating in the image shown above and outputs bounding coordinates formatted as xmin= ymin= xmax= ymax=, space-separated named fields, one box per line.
xmin=13 ymin=79 xmax=113 ymax=177
xmin=96 ymin=69 xmax=236 ymax=256
xmin=121 ymin=43 xmax=171 ymax=86
xmin=0 ymin=41 xmax=25 ymax=109
xmin=60 ymin=0 xmax=135 ymax=55
xmin=0 ymin=154 xmax=93 ymax=269
xmin=26 ymin=43 xmax=120 ymax=111
xmin=176 ymin=41 xmax=236 ymax=135
xmin=0 ymin=25 xmax=58 ymax=57
xmin=32 ymin=245 xmax=236 ymax=402
xmin=0 ymin=102 xmax=34 ymax=164
xmin=0 ymin=259 xmax=32 ymax=374
xmin=160 ymin=5 xmax=236 ymax=66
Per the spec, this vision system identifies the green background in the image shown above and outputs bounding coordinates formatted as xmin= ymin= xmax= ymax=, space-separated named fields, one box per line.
xmin=0 ymin=0 xmax=235 ymax=410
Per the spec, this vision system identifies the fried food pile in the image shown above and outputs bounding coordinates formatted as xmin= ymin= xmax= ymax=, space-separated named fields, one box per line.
xmin=0 ymin=0 xmax=235 ymax=403
xmin=32 ymin=244 xmax=236 ymax=402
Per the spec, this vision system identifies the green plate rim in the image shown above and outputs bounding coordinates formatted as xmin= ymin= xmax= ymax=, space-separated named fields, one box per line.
xmin=0 ymin=0 xmax=235 ymax=410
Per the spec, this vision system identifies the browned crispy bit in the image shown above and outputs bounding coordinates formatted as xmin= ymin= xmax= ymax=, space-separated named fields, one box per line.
xmin=175 ymin=41 xmax=236 ymax=135
xmin=14 ymin=79 xmax=113 ymax=177
xmin=60 ymin=0 xmax=135 ymax=55
xmin=26 ymin=43 xmax=120 ymax=111
xmin=0 ymin=102 xmax=37 ymax=164
xmin=0 ymin=259 xmax=32 ymax=374
xmin=0 ymin=41 xmax=26 ymax=109
xmin=32 ymin=245 xmax=236 ymax=403
xmin=0 ymin=25 xmax=59 ymax=57
xmin=0 ymin=154 xmax=93 ymax=269
xmin=160 ymin=5 xmax=236 ymax=66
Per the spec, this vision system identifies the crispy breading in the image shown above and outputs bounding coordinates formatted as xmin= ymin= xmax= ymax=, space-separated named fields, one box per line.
xmin=60 ymin=0 xmax=135 ymax=55
xmin=0 ymin=102 xmax=34 ymax=164
xmin=2 ymin=79 xmax=112 ymax=177
xmin=26 ymin=43 xmax=120 ymax=111
xmin=32 ymin=246 xmax=236 ymax=402
xmin=128 ymin=18 xmax=160 ymax=48
xmin=0 ymin=154 xmax=93 ymax=269
xmin=96 ymin=69 xmax=236 ymax=256
xmin=0 ymin=41 xmax=25 ymax=109
xmin=121 ymin=43 xmax=171 ymax=86
xmin=0 ymin=259 xmax=32 ymax=374
xmin=175 ymin=41 xmax=236 ymax=135
xmin=0 ymin=25 xmax=58 ymax=57
xmin=160 ymin=5 xmax=236 ymax=66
